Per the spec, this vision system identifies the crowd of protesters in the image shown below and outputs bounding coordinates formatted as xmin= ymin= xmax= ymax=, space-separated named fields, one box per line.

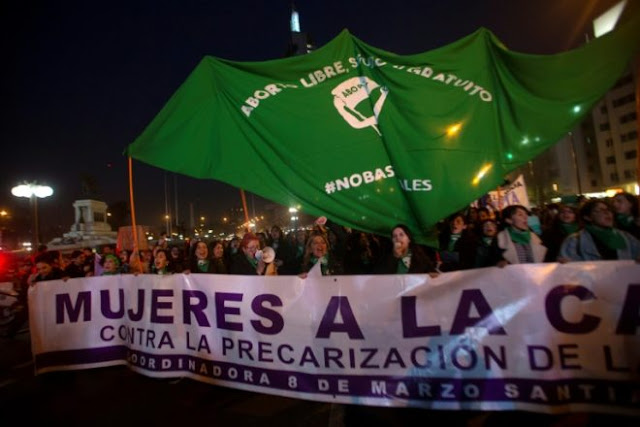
xmin=7 ymin=192 xmax=639 ymax=289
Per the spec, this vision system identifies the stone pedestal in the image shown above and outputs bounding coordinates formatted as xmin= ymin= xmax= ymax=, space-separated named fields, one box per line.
xmin=47 ymin=199 xmax=118 ymax=252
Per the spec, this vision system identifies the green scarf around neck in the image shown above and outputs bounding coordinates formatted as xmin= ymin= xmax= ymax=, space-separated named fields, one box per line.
xmin=508 ymin=226 xmax=531 ymax=244
xmin=311 ymin=255 xmax=329 ymax=275
xmin=585 ymin=224 xmax=626 ymax=250
xmin=448 ymin=233 xmax=461 ymax=251
xmin=247 ymin=255 xmax=258 ymax=268
xmin=560 ymin=222 xmax=579 ymax=235
xmin=615 ymin=213 xmax=634 ymax=229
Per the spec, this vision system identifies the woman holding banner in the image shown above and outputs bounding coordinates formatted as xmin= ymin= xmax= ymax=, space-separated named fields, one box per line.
xmin=230 ymin=233 xmax=267 ymax=275
xmin=496 ymin=205 xmax=546 ymax=266
xmin=300 ymin=231 xmax=343 ymax=276
xmin=376 ymin=224 xmax=438 ymax=275
xmin=559 ymin=199 xmax=640 ymax=262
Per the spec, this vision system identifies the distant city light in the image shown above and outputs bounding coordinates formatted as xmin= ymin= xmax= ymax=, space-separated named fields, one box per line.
xmin=446 ymin=123 xmax=462 ymax=137
xmin=289 ymin=207 xmax=298 ymax=213
xmin=521 ymin=137 xmax=529 ymax=145
xmin=506 ymin=153 xmax=514 ymax=160
xmin=572 ymin=105 xmax=582 ymax=114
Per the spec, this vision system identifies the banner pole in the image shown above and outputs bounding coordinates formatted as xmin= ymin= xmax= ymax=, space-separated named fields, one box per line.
xmin=240 ymin=189 xmax=250 ymax=232
xmin=635 ymin=56 xmax=639 ymax=190
xmin=128 ymin=157 xmax=141 ymax=272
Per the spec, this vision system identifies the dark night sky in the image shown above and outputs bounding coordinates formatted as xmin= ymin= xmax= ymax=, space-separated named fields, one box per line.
xmin=0 ymin=0 xmax=622 ymax=238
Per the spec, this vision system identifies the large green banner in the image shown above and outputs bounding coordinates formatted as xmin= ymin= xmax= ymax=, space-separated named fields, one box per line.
xmin=126 ymin=19 xmax=639 ymax=243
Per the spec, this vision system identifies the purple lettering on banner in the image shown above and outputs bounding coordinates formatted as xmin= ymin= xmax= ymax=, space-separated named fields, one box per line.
xmin=56 ymin=291 xmax=91 ymax=324
xmin=100 ymin=289 xmax=125 ymax=319
xmin=528 ymin=345 xmax=553 ymax=371
xmin=250 ymin=294 xmax=284 ymax=335
xmin=215 ymin=292 xmax=243 ymax=331
xmin=558 ymin=344 xmax=582 ymax=370
xmin=450 ymin=289 xmax=506 ymax=335
xmin=34 ymin=347 xmax=640 ymax=409
xmin=128 ymin=289 xmax=145 ymax=321
xmin=150 ymin=289 xmax=174 ymax=323
xmin=182 ymin=290 xmax=211 ymax=327
xmin=401 ymin=296 xmax=441 ymax=337
xmin=603 ymin=345 xmax=631 ymax=372
xmin=545 ymin=285 xmax=601 ymax=334
xmin=616 ymin=284 xmax=640 ymax=335
xmin=316 ymin=296 xmax=364 ymax=339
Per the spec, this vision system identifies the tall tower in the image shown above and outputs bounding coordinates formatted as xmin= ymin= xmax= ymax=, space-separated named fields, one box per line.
xmin=287 ymin=3 xmax=314 ymax=56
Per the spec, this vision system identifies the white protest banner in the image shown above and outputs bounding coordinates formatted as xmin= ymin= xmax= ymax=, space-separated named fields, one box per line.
xmin=29 ymin=262 xmax=640 ymax=415
xmin=476 ymin=174 xmax=530 ymax=212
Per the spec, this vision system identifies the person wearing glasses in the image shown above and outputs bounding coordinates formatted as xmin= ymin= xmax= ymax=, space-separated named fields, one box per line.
xmin=559 ymin=199 xmax=640 ymax=262
xmin=230 ymin=233 xmax=266 ymax=275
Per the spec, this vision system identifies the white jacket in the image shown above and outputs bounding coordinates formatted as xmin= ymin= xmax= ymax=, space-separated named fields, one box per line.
xmin=497 ymin=229 xmax=547 ymax=264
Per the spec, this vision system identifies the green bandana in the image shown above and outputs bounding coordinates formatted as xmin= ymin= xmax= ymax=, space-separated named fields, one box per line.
xmin=311 ymin=255 xmax=329 ymax=275
xmin=197 ymin=260 xmax=209 ymax=272
xmin=560 ymin=222 xmax=579 ymax=235
xmin=396 ymin=258 xmax=409 ymax=274
xmin=396 ymin=251 xmax=412 ymax=274
xmin=615 ymin=214 xmax=634 ymax=229
xmin=508 ymin=226 xmax=531 ymax=244
xmin=247 ymin=255 xmax=258 ymax=268
xmin=585 ymin=224 xmax=626 ymax=250
xmin=448 ymin=233 xmax=461 ymax=251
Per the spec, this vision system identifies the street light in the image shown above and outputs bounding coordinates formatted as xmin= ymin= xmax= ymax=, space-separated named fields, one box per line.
xmin=11 ymin=182 xmax=54 ymax=248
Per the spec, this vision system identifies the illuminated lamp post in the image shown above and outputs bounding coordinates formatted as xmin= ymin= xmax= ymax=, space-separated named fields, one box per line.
xmin=11 ymin=182 xmax=54 ymax=249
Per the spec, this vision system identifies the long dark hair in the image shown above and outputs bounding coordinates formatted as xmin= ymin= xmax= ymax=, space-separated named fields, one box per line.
xmin=391 ymin=224 xmax=436 ymax=273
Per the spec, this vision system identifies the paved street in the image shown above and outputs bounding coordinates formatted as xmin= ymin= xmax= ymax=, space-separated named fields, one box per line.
xmin=1 ymin=329 xmax=637 ymax=426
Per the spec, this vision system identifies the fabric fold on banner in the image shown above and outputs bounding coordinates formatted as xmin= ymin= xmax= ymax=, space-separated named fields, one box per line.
xmin=125 ymin=17 xmax=640 ymax=243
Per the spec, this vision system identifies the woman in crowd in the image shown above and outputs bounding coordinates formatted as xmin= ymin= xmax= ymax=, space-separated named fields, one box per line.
xmin=474 ymin=219 xmax=502 ymax=268
xmin=541 ymin=204 xmax=579 ymax=262
xmin=169 ymin=246 xmax=186 ymax=273
xmin=300 ymin=231 xmax=343 ymax=276
xmin=101 ymin=254 xmax=121 ymax=276
xmin=118 ymin=250 xmax=131 ymax=274
xmin=188 ymin=241 xmax=215 ymax=273
xmin=139 ymin=249 xmax=153 ymax=274
xmin=343 ymin=231 xmax=376 ymax=275
xmin=612 ymin=192 xmax=640 ymax=239
xmin=267 ymin=225 xmax=289 ymax=272
xmin=152 ymin=249 xmax=172 ymax=274
xmin=437 ymin=212 xmax=477 ymax=271
xmin=230 ymin=233 xmax=266 ymax=275
xmin=376 ymin=224 xmax=437 ymax=275
xmin=496 ymin=205 xmax=546 ymax=266
xmin=28 ymin=253 xmax=63 ymax=285
xmin=559 ymin=199 xmax=640 ymax=261
xmin=210 ymin=240 xmax=228 ymax=274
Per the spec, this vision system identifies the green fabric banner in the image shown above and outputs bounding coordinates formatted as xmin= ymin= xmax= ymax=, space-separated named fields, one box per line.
xmin=126 ymin=19 xmax=639 ymax=244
